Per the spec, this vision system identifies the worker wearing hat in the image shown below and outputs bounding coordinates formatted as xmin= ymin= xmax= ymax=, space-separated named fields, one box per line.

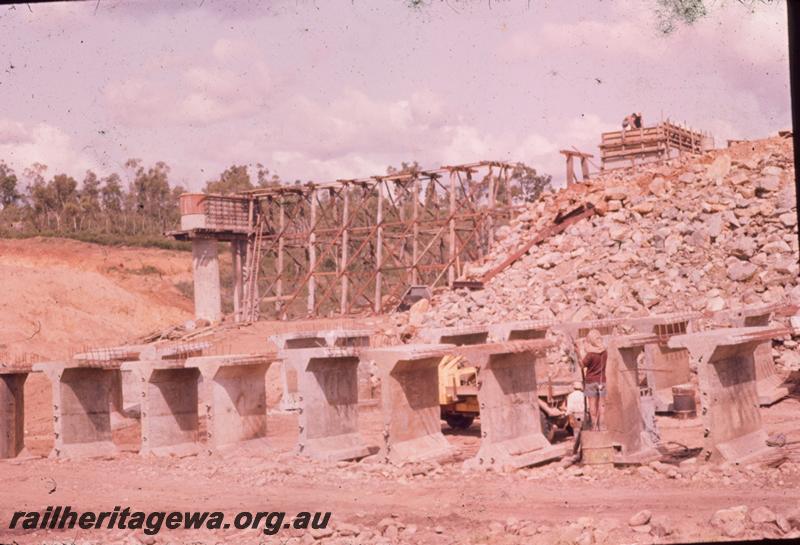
xmin=581 ymin=329 xmax=608 ymax=431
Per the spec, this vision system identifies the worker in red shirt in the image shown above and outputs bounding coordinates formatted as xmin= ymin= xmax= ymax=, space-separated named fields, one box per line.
xmin=581 ymin=329 xmax=608 ymax=431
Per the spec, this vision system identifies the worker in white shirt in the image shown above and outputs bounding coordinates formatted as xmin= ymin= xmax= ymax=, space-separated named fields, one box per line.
xmin=566 ymin=381 xmax=586 ymax=437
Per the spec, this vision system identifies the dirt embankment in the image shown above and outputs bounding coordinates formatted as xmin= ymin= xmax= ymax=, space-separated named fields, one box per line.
xmin=0 ymin=237 xmax=194 ymax=361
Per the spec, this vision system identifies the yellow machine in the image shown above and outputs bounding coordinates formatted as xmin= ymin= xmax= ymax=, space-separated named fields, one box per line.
xmin=438 ymin=354 xmax=572 ymax=440
xmin=438 ymin=354 xmax=480 ymax=429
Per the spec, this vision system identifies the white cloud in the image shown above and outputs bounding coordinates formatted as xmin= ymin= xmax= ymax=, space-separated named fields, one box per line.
xmin=0 ymin=120 xmax=96 ymax=177
xmin=104 ymin=39 xmax=272 ymax=128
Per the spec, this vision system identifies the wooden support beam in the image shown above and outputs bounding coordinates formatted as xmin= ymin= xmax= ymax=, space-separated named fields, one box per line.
xmin=308 ymin=189 xmax=317 ymax=316
xmin=341 ymin=186 xmax=350 ymax=315
xmin=375 ymin=181 xmax=383 ymax=313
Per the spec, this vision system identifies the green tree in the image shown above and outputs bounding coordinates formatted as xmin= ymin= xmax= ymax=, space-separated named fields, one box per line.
xmin=0 ymin=162 xmax=21 ymax=208
xmin=204 ymin=164 xmax=254 ymax=194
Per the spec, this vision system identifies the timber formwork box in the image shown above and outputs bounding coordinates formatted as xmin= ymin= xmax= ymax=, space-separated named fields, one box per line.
xmin=668 ymin=327 xmax=787 ymax=463
xmin=714 ymin=302 xmax=791 ymax=406
xmin=276 ymin=345 xmax=373 ymax=462
xmin=362 ymin=344 xmax=456 ymax=464
xmin=185 ymin=353 xmax=278 ymax=450
xmin=454 ymin=341 xmax=564 ymax=471
xmin=604 ymin=334 xmax=661 ymax=463
xmin=599 ymin=122 xmax=712 ymax=170
xmin=33 ymin=360 xmax=121 ymax=459
xmin=625 ymin=311 xmax=701 ymax=412
xmin=418 ymin=325 xmax=489 ymax=346
xmin=0 ymin=362 xmax=33 ymax=459
xmin=270 ymin=329 xmax=373 ymax=412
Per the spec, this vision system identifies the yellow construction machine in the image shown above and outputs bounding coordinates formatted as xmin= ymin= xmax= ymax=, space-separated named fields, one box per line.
xmin=438 ymin=354 xmax=571 ymax=441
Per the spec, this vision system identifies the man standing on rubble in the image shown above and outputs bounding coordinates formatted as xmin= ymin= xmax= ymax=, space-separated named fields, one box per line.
xmin=581 ymin=329 xmax=607 ymax=431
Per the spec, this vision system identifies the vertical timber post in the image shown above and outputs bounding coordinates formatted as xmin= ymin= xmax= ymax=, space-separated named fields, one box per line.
xmin=412 ymin=175 xmax=419 ymax=286
xmin=487 ymin=168 xmax=496 ymax=253
xmin=375 ymin=181 xmax=383 ymax=313
xmin=308 ymin=188 xmax=317 ymax=317
xmin=341 ymin=184 xmax=350 ymax=315
xmin=448 ymin=169 xmax=456 ymax=287
xmin=277 ymin=197 xmax=285 ymax=317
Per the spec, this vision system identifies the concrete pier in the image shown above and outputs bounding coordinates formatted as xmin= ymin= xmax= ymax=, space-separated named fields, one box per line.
xmin=363 ymin=344 xmax=455 ymax=464
xmin=191 ymin=238 xmax=222 ymax=322
xmin=0 ymin=363 xmax=32 ymax=459
xmin=275 ymin=346 xmax=373 ymax=461
xmin=33 ymin=361 xmax=120 ymax=459
xmin=270 ymin=329 xmax=372 ymax=411
xmin=186 ymin=353 xmax=277 ymax=450
xmin=604 ymin=333 xmax=661 ymax=463
xmin=669 ymin=327 xmax=785 ymax=463
xmin=454 ymin=341 xmax=564 ymax=471
xmin=625 ymin=312 xmax=700 ymax=412
xmin=122 ymin=360 xmax=200 ymax=457
xmin=715 ymin=303 xmax=792 ymax=406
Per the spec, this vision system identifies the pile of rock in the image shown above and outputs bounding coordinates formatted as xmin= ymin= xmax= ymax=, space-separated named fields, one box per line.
xmin=385 ymin=136 xmax=798 ymax=371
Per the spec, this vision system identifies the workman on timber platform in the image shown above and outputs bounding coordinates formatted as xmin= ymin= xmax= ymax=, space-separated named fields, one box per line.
xmin=622 ymin=112 xmax=643 ymax=130
xmin=581 ymin=329 xmax=607 ymax=431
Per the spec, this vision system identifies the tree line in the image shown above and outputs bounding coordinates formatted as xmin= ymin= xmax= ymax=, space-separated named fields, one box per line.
xmin=0 ymin=158 xmax=550 ymax=245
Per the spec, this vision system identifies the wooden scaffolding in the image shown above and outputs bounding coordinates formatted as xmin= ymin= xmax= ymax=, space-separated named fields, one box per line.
xmin=600 ymin=120 xmax=713 ymax=170
xmin=171 ymin=161 xmax=524 ymax=321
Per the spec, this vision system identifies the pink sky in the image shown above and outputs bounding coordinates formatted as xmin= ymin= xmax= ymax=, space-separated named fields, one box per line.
xmin=0 ymin=0 xmax=790 ymax=188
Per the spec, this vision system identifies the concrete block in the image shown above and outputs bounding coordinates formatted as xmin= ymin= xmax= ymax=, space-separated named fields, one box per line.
xmin=715 ymin=303 xmax=792 ymax=406
xmin=33 ymin=361 xmax=119 ymax=459
xmin=626 ymin=312 xmax=700 ymax=412
xmin=363 ymin=344 xmax=456 ymax=464
xmin=121 ymin=360 xmax=200 ymax=457
xmin=668 ymin=327 xmax=786 ymax=463
xmin=454 ymin=341 xmax=564 ymax=471
xmin=488 ymin=320 xmax=556 ymax=342
xmin=186 ymin=353 xmax=278 ymax=450
xmin=0 ymin=363 xmax=32 ymax=459
xmin=418 ymin=325 xmax=489 ymax=346
xmin=605 ymin=334 xmax=661 ymax=463
xmin=277 ymin=346 xmax=373 ymax=461
xmin=270 ymin=329 xmax=373 ymax=411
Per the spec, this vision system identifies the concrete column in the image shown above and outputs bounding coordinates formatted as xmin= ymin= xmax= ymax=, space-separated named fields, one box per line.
xmin=0 ymin=369 xmax=29 ymax=459
xmin=717 ymin=303 xmax=791 ymax=406
xmin=669 ymin=326 xmax=785 ymax=463
xmin=186 ymin=354 xmax=276 ymax=450
xmin=604 ymin=334 xmax=661 ymax=463
xmin=455 ymin=341 xmax=564 ymax=471
xmin=364 ymin=344 xmax=455 ymax=464
xmin=270 ymin=329 xmax=373 ymax=412
xmin=626 ymin=312 xmax=700 ymax=412
xmin=122 ymin=361 xmax=200 ymax=457
xmin=191 ymin=238 xmax=222 ymax=322
xmin=277 ymin=347 xmax=372 ymax=461
xmin=33 ymin=362 xmax=118 ymax=459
